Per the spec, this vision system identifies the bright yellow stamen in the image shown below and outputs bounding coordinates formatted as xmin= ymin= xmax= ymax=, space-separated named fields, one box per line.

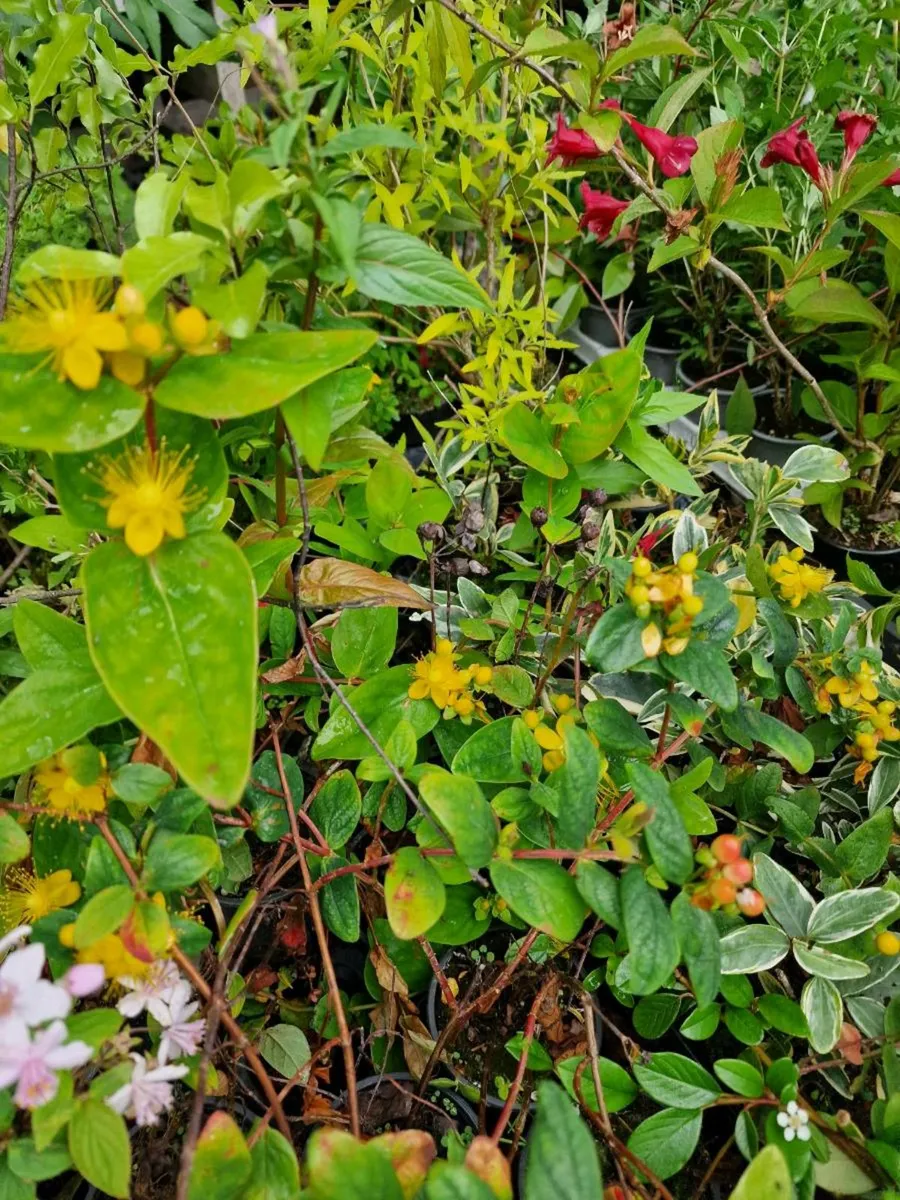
xmin=98 ymin=442 xmax=201 ymax=557
xmin=0 ymin=868 xmax=81 ymax=930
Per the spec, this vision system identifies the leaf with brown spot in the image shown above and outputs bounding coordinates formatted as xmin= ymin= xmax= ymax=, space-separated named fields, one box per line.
xmin=374 ymin=1130 xmax=436 ymax=1200
xmin=297 ymin=558 xmax=431 ymax=610
xmin=465 ymin=1137 xmax=513 ymax=1200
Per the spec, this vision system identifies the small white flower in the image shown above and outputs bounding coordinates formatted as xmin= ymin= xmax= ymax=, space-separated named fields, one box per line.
xmin=157 ymin=982 xmax=206 ymax=1065
xmin=106 ymin=1054 xmax=187 ymax=1127
xmin=0 ymin=1020 xmax=93 ymax=1109
xmin=0 ymin=943 xmax=71 ymax=1038
xmin=776 ymin=1099 xmax=811 ymax=1142
xmin=0 ymin=926 xmax=31 ymax=959
xmin=117 ymin=960 xmax=182 ymax=1024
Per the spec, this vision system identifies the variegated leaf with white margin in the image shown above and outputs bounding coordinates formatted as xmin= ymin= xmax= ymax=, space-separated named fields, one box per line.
xmin=752 ymin=852 xmax=815 ymax=939
xmin=719 ymin=924 xmax=790 ymax=974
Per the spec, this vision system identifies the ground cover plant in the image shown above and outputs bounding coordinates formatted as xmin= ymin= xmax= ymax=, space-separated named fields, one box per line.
xmin=1 ymin=1 xmax=900 ymax=1198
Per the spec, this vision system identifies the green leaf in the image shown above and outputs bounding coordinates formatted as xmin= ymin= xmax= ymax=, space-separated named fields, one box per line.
xmin=500 ymin=404 xmax=568 ymax=479
xmin=523 ymin=1082 xmax=602 ymax=1200
xmin=29 ymin=14 xmax=91 ymax=108
xmin=583 ymin=605 xmax=646 ymax=673
xmin=426 ymin=882 xmax=491 ymax=945
xmin=187 ymin=1113 xmax=252 ymax=1200
xmin=554 ymin=1054 xmax=637 ymax=1113
xmin=7 ymin=1137 xmax=71 ymax=1182
xmin=663 ymin=641 xmax=738 ymax=710
xmin=82 ymin=534 xmax=257 ymax=807
xmin=451 ymin=716 xmax=542 ymax=783
xmin=246 ymin=1128 xmax=299 ymax=1200
xmin=575 ymin=861 xmax=621 ymax=929
xmin=601 ymin=252 xmax=634 ymax=300
xmin=11 ymin=515 xmax=88 ymax=553
xmin=789 ymin=280 xmax=888 ymax=332
xmin=322 ymin=125 xmax=418 ymax=155
xmin=671 ymin=892 xmax=720 ymax=1007
xmin=634 ymin=1052 xmax=720 ymax=1109
xmin=602 ymin=23 xmax=695 ymax=80
xmin=244 ymin=750 xmax=304 ymax=843
xmin=313 ymin=666 xmax=438 ymax=761
xmin=320 ymin=855 xmax=360 ymax=943
xmin=616 ymin=420 xmax=702 ymax=496
xmin=308 ymin=770 xmax=361 ymax=849
xmin=583 ymin=698 xmax=653 ymax=757
xmin=306 ymin=1129 xmax=403 ymax=1200
xmin=385 ymin=847 xmax=446 ymax=939
xmin=633 ymin=993 xmax=681 ymax=1039
xmin=155 ymin=330 xmax=378 ymax=419
xmin=423 ymin=1167 xmax=494 ymax=1200
xmin=725 ymin=705 xmax=814 ymax=773
xmin=801 ymin=976 xmax=843 ymax=1053
xmin=73 ymin=885 xmax=133 ymax=948
xmin=756 ymin=994 xmax=809 ymax=1038
xmin=331 ymin=607 xmax=398 ymax=679
xmin=352 ymin=225 xmax=491 ymax=312
xmin=0 ymin=812 xmax=30 ymax=864
xmin=68 ymin=1099 xmax=131 ymax=1199
xmin=752 ymin=853 xmax=814 ymax=940
xmin=490 ymin=665 xmax=534 ymax=708
xmin=418 ymin=770 xmax=497 ymax=869
xmin=627 ymin=762 xmax=693 ymax=884
xmin=0 ymin=357 xmax=143 ymax=454
xmin=548 ymin=725 xmax=601 ymax=849
xmin=258 ymin=1024 xmax=311 ymax=1081
xmin=833 ymin=809 xmax=893 ymax=882
xmin=713 ymin=1058 xmax=764 ymax=1098
xmin=680 ymin=1003 xmax=720 ymax=1040
xmin=110 ymin=763 xmax=172 ymax=808
xmin=792 ymin=943 xmax=869 ymax=981
xmin=121 ymin=233 xmax=212 ymax=301
xmin=142 ymin=830 xmax=221 ymax=891
xmin=724 ymin=375 xmax=757 ymax=435
xmin=807 ymin=889 xmax=900 ymax=944
xmin=727 ymin=1145 xmax=793 ymax=1200
xmin=490 ymin=858 xmax=586 ymax=942
xmin=718 ymin=186 xmax=788 ymax=230
xmin=16 ymin=247 xmax=120 ymax=284
xmin=719 ymin=925 xmax=790 ymax=974
xmin=66 ymin=1007 xmax=123 ymax=1050
xmin=691 ymin=120 xmax=743 ymax=206
xmin=627 ymin=1108 xmax=702 ymax=1181
xmin=133 ymin=172 xmax=187 ymax=240
xmin=559 ymin=348 xmax=642 ymax=463
xmin=620 ymin=865 xmax=679 ymax=995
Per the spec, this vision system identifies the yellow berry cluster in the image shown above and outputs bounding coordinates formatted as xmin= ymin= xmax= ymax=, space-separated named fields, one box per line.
xmin=627 ymin=552 xmax=704 ymax=658
xmin=769 ymin=548 xmax=833 ymax=608
xmin=407 ymin=639 xmax=493 ymax=720
xmin=813 ymin=655 xmax=899 ymax=779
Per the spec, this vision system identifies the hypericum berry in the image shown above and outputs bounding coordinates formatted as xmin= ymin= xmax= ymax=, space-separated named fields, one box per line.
xmin=530 ymin=506 xmax=549 ymax=528
xmin=711 ymin=834 xmax=743 ymax=864
xmin=678 ymin=551 xmax=699 ymax=574
xmin=723 ymin=858 xmax=754 ymax=886
xmin=632 ymin=556 xmax=652 ymax=578
xmin=736 ymin=888 xmax=766 ymax=917
xmin=171 ymin=305 xmax=208 ymax=347
xmin=682 ymin=594 xmax=704 ymax=617
xmin=855 ymin=731 xmax=876 ymax=749
xmin=877 ymin=931 xmax=900 ymax=956
xmin=522 ymin=710 xmax=542 ymax=730
xmin=581 ymin=521 xmax=600 ymax=541
xmin=417 ymin=521 xmax=444 ymax=544
xmin=630 ymin=584 xmax=650 ymax=606
xmin=709 ymin=877 xmax=737 ymax=905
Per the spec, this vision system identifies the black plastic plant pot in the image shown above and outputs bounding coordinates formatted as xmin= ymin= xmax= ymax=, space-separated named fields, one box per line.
xmin=350 ymin=1072 xmax=481 ymax=1141
xmin=814 ymin=526 xmax=900 ymax=593
xmin=425 ymin=949 xmax=603 ymax=1113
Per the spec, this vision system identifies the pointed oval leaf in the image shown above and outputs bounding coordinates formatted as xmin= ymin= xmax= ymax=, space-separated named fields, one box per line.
xmin=418 ymin=770 xmax=498 ymax=869
xmin=385 ymin=847 xmax=446 ymax=939
xmin=490 ymin=858 xmax=586 ymax=942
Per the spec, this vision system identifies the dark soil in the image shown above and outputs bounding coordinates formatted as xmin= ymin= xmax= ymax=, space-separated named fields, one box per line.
xmin=355 ymin=1076 xmax=477 ymax=1145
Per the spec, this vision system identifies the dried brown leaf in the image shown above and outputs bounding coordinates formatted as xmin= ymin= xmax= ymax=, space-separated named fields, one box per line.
xmin=297 ymin=557 xmax=431 ymax=610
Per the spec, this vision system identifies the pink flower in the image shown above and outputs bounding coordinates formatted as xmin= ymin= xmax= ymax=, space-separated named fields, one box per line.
xmin=760 ymin=117 xmax=823 ymax=187
xmin=63 ymin=963 xmax=105 ymax=999
xmin=883 ymin=168 xmax=900 ymax=187
xmin=579 ymin=181 xmax=629 ymax=240
xmin=0 ymin=1020 xmax=92 ymax=1109
xmin=546 ymin=114 xmax=601 ymax=167
xmin=0 ymin=943 xmax=70 ymax=1039
xmin=625 ymin=118 xmax=698 ymax=178
xmin=107 ymin=1054 xmax=187 ymax=1127
xmin=835 ymin=111 xmax=876 ymax=168
xmin=157 ymin=983 xmax=206 ymax=1064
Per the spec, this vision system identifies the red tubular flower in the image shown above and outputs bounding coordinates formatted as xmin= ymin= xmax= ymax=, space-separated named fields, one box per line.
xmin=883 ymin=168 xmax=900 ymax=187
xmin=579 ymin=181 xmax=629 ymax=240
xmin=835 ymin=110 xmax=877 ymax=167
xmin=760 ymin=117 xmax=823 ymax=186
xmin=625 ymin=117 xmax=698 ymax=178
xmin=545 ymin=114 xmax=601 ymax=167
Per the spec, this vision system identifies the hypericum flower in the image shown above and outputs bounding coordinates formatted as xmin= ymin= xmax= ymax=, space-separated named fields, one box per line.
xmin=118 ymin=959 xmax=182 ymax=1025
xmin=579 ymin=182 xmax=630 ymax=240
xmin=835 ymin=110 xmax=876 ymax=168
xmin=99 ymin=442 xmax=202 ymax=557
xmin=776 ymin=1100 xmax=811 ymax=1143
xmin=0 ymin=1019 xmax=93 ymax=1109
xmin=407 ymin=639 xmax=488 ymax=719
xmin=33 ymin=749 xmax=110 ymax=817
xmin=627 ymin=552 xmax=703 ymax=657
xmin=768 ymin=549 xmax=832 ymax=607
xmin=0 ymin=868 xmax=81 ymax=930
xmin=625 ymin=117 xmax=698 ymax=178
xmin=157 ymin=982 xmax=206 ymax=1064
xmin=1 ymin=279 xmax=129 ymax=390
xmin=106 ymin=1053 xmax=187 ymax=1126
xmin=760 ymin=117 xmax=823 ymax=187
xmin=59 ymin=925 xmax=149 ymax=983
xmin=0 ymin=943 xmax=71 ymax=1039
xmin=545 ymin=114 xmax=601 ymax=167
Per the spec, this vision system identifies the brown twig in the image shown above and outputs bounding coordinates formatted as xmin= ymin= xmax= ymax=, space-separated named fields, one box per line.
xmin=491 ymin=976 xmax=555 ymax=1144
xmin=0 ymin=51 xmax=17 ymax=320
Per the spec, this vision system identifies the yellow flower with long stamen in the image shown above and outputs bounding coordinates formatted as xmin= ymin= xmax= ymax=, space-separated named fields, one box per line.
xmin=99 ymin=442 xmax=202 ymax=557
xmin=0 ymin=868 xmax=80 ymax=930
xmin=2 ymin=279 xmax=128 ymax=390
xmin=33 ymin=750 xmax=110 ymax=817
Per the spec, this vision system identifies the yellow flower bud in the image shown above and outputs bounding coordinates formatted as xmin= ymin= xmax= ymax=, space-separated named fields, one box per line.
xmin=171 ymin=305 xmax=209 ymax=347
xmin=641 ymin=622 xmax=662 ymax=658
xmin=474 ymin=665 xmax=493 ymax=686
xmin=436 ymin=639 xmax=454 ymax=656
xmin=677 ymin=552 xmax=699 ymax=575
xmin=522 ymin=710 xmax=542 ymax=730
xmin=115 ymin=284 xmax=146 ymax=317
xmin=632 ymin=556 xmax=652 ymax=578
xmin=131 ymin=321 xmax=164 ymax=354
xmin=630 ymin=584 xmax=650 ymax=606
xmin=682 ymin=594 xmax=704 ymax=617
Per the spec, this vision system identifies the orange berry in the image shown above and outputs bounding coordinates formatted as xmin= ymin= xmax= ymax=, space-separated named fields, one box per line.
xmin=709 ymin=877 xmax=737 ymax=905
xmin=711 ymin=834 xmax=742 ymax=864
xmin=877 ymin=931 xmax=900 ymax=956
xmin=736 ymin=888 xmax=765 ymax=917
xmin=723 ymin=858 xmax=754 ymax=886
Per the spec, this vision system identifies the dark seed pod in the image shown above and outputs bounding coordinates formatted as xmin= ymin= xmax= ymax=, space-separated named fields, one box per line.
xmin=530 ymin=506 xmax=549 ymax=528
xmin=417 ymin=521 xmax=444 ymax=544
xmin=581 ymin=521 xmax=601 ymax=541
xmin=590 ymin=488 xmax=608 ymax=506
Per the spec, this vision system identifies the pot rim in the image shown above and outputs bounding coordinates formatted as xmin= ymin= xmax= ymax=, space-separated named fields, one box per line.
xmin=816 ymin=527 xmax=900 ymax=558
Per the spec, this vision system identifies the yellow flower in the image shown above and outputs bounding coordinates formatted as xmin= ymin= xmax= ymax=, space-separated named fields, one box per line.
xmin=1 ymin=279 xmax=128 ymax=390
xmin=408 ymin=641 xmax=476 ymax=715
xmin=522 ymin=710 xmax=542 ymax=730
xmin=0 ymin=868 xmax=80 ymax=929
xmin=99 ymin=442 xmax=201 ymax=557
xmin=170 ymin=305 xmax=218 ymax=355
xmin=59 ymin=924 xmax=148 ymax=981
xmin=769 ymin=553 xmax=833 ymax=607
xmin=33 ymin=750 xmax=110 ymax=816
